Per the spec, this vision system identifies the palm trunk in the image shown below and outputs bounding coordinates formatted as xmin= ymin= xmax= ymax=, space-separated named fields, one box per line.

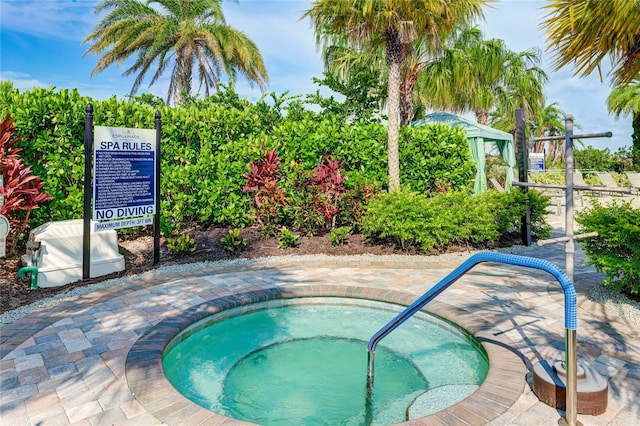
xmin=474 ymin=109 xmax=489 ymax=125
xmin=399 ymin=69 xmax=420 ymax=126
xmin=175 ymin=51 xmax=193 ymax=105
xmin=632 ymin=112 xmax=640 ymax=171
xmin=386 ymin=32 xmax=402 ymax=192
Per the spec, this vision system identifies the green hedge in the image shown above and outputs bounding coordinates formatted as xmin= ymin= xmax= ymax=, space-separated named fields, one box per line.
xmin=360 ymin=189 xmax=551 ymax=252
xmin=0 ymin=83 xmax=475 ymax=236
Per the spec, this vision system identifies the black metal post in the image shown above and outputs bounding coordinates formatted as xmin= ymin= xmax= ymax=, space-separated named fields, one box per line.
xmin=515 ymin=109 xmax=531 ymax=245
xmin=153 ymin=110 xmax=161 ymax=265
xmin=515 ymin=108 xmax=528 ymax=183
xmin=83 ymin=104 xmax=93 ymax=280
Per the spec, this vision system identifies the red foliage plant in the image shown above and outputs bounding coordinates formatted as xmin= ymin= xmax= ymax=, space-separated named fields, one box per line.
xmin=0 ymin=115 xmax=53 ymax=253
xmin=243 ymin=149 xmax=287 ymax=230
xmin=310 ymin=156 xmax=348 ymax=228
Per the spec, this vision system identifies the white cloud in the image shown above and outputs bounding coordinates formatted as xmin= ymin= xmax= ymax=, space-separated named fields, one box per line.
xmin=0 ymin=0 xmax=98 ymax=42
xmin=0 ymin=71 xmax=49 ymax=90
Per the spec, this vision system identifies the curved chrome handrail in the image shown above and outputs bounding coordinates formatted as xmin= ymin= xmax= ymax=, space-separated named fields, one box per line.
xmin=366 ymin=252 xmax=579 ymax=424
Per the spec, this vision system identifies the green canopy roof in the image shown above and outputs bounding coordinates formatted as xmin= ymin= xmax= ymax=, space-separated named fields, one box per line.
xmin=413 ymin=112 xmax=515 ymax=193
xmin=413 ymin=111 xmax=513 ymax=143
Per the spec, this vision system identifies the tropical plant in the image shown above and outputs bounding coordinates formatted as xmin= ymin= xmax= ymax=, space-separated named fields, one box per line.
xmin=310 ymin=156 xmax=348 ymax=230
xmin=361 ymin=189 xmax=550 ymax=252
xmin=576 ymin=199 xmax=640 ymax=296
xmin=418 ymin=26 xmax=547 ymax=126
xmin=277 ymin=226 xmax=299 ymax=249
xmin=166 ymin=233 xmax=197 ymax=254
xmin=303 ymin=0 xmax=488 ymax=191
xmin=527 ymin=101 xmax=566 ymax=164
xmin=542 ymin=0 xmax=640 ymax=87
xmin=0 ymin=115 xmax=53 ymax=253
xmin=84 ymin=0 xmax=268 ymax=105
xmin=575 ymin=146 xmax=633 ymax=173
xmin=306 ymin=61 xmax=385 ymax=124
xmin=320 ymin=35 xmax=435 ymax=126
xmin=243 ymin=149 xmax=287 ymax=236
xmin=220 ymin=228 xmax=247 ymax=252
xmin=329 ymin=226 xmax=351 ymax=246
xmin=608 ymin=78 xmax=640 ymax=171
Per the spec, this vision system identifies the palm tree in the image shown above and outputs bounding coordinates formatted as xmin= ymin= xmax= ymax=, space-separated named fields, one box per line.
xmin=529 ymin=101 xmax=566 ymax=164
xmin=303 ymin=0 xmax=488 ymax=191
xmin=418 ymin=27 xmax=548 ymax=126
xmin=324 ymin=40 xmax=436 ymax=127
xmin=322 ymin=39 xmax=436 ymax=127
xmin=608 ymin=79 xmax=640 ymax=170
xmin=84 ymin=0 xmax=268 ymax=105
xmin=542 ymin=0 xmax=640 ymax=87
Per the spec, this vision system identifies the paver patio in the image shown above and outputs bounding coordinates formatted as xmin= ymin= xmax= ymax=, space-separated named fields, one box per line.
xmin=1 ymin=215 xmax=639 ymax=425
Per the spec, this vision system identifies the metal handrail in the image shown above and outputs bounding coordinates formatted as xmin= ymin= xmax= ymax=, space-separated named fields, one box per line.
xmin=513 ymin=181 xmax=638 ymax=195
xmin=366 ymin=252 xmax=579 ymax=424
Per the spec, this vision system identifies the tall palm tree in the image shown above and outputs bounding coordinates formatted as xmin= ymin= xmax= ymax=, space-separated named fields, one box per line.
xmin=322 ymin=39 xmax=436 ymax=127
xmin=84 ymin=0 xmax=268 ymax=105
xmin=324 ymin=39 xmax=434 ymax=126
xmin=542 ymin=0 xmax=640 ymax=87
xmin=608 ymin=79 xmax=640 ymax=170
xmin=303 ymin=0 xmax=488 ymax=191
xmin=418 ymin=27 xmax=547 ymax=126
xmin=530 ymin=101 xmax=566 ymax=164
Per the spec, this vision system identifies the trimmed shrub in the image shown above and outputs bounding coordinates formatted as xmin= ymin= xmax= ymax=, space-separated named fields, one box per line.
xmin=576 ymin=200 xmax=640 ymax=295
xmin=361 ymin=189 xmax=550 ymax=252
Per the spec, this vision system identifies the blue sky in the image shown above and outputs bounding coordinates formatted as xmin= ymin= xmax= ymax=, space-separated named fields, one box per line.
xmin=0 ymin=0 xmax=633 ymax=151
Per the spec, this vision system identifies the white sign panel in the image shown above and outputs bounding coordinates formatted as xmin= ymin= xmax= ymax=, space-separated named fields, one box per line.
xmin=93 ymin=126 xmax=156 ymax=230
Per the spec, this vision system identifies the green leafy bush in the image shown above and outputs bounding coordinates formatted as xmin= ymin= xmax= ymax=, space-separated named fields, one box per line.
xmin=0 ymin=83 xmax=492 ymax=243
xmin=166 ymin=234 xmax=196 ymax=255
xmin=527 ymin=172 xmax=565 ymax=185
xmin=528 ymin=171 xmax=631 ymax=188
xmin=277 ymin=227 xmax=299 ymax=249
xmin=400 ymin=124 xmax=475 ymax=192
xmin=329 ymin=226 xmax=351 ymax=246
xmin=492 ymin=189 xmax=552 ymax=239
xmin=575 ymin=145 xmax=633 ymax=172
xmin=576 ymin=200 xmax=640 ymax=295
xmin=361 ymin=189 xmax=550 ymax=252
xmin=220 ymin=228 xmax=247 ymax=253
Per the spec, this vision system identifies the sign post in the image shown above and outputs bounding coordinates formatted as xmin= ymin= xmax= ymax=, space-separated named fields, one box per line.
xmin=83 ymin=104 xmax=93 ymax=279
xmin=153 ymin=110 xmax=161 ymax=265
xmin=83 ymin=105 xmax=161 ymax=278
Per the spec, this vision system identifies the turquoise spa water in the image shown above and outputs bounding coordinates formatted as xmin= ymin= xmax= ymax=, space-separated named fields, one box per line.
xmin=162 ymin=300 xmax=488 ymax=425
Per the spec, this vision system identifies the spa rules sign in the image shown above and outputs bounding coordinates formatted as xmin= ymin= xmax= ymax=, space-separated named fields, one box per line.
xmin=93 ymin=125 xmax=156 ymax=231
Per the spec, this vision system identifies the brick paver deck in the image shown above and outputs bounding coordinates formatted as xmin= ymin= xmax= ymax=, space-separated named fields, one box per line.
xmin=1 ymin=231 xmax=638 ymax=425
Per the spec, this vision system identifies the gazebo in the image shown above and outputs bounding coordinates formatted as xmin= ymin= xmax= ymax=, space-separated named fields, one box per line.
xmin=413 ymin=112 xmax=515 ymax=194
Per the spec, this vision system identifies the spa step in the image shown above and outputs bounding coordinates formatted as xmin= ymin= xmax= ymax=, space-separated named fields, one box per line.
xmin=406 ymin=384 xmax=479 ymax=419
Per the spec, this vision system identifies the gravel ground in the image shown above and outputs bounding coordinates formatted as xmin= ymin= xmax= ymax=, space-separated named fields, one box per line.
xmin=2 ymin=243 xmax=638 ymax=326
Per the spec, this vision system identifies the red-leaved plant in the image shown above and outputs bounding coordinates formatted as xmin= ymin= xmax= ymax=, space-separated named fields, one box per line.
xmin=0 ymin=115 xmax=53 ymax=254
xmin=310 ymin=156 xmax=348 ymax=229
xmin=243 ymin=149 xmax=287 ymax=235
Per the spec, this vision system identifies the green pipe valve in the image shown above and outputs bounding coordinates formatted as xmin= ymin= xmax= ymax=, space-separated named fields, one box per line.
xmin=18 ymin=266 xmax=39 ymax=289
